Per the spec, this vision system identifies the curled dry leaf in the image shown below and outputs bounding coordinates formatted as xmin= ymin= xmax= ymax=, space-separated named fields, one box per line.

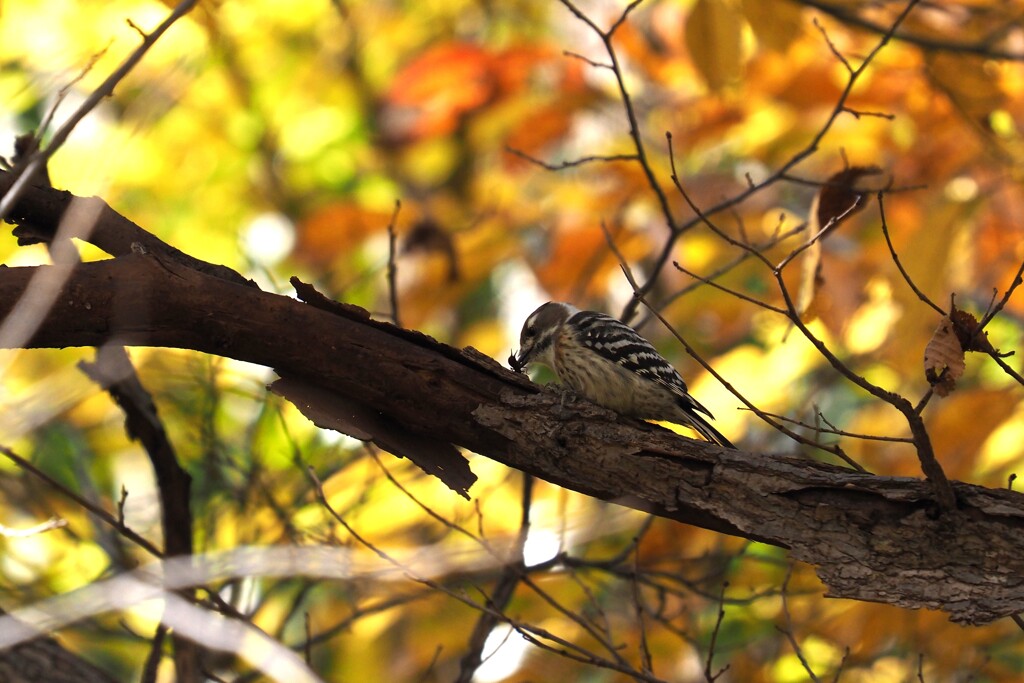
xmin=950 ymin=307 xmax=997 ymax=354
xmin=796 ymin=166 xmax=887 ymax=318
xmin=814 ymin=166 xmax=886 ymax=238
xmin=924 ymin=316 xmax=966 ymax=397
xmin=796 ymin=238 xmax=825 ymax=319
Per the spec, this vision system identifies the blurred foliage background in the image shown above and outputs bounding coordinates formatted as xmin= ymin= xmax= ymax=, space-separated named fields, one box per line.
xmin=1 ymin=0 xmax=1024 ymax=680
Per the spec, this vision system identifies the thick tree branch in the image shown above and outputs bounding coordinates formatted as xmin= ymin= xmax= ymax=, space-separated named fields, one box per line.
xmin=1 ymin=177 xmax=1023 ymax=625
xmin=0 ymin=251 xmax=1022 ymax=624
xmin=0 ymin=618 xmax=119 ymax=683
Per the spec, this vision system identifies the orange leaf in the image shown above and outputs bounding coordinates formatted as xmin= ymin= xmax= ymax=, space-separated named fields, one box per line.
xmin=505 ymin=103 xmax=574 ymax=160
xmin=382 ymin=43 xmax=496 ymax=141
xmin=295 ymin=203 xmax=390 ymax=265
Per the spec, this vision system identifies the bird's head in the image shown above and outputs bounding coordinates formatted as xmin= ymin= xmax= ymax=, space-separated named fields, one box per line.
xmin=509 ymin=301 xmax=577 ymax=373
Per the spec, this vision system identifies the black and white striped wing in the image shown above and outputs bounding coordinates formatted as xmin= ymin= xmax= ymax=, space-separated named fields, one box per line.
xmin=568 ymin=310 xmax=714 ymax=419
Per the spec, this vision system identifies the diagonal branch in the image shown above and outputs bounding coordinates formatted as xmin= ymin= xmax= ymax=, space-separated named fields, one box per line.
xmin=2 ymin=182 xmax=1024 ymax=624
xmin=0 ymin=250 xmax=1021 ymax=623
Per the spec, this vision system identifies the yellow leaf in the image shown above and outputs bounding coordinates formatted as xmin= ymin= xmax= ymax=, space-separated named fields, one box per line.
xmin=741 ymin=0 xmax=804 ymax=52
xmin=685 ymin=0 xmax=745 ymax=90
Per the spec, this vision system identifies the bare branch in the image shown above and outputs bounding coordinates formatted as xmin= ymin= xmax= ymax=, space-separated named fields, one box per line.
xmin=813 ymin=17 xmax=853 ymax=73
xmin=455 ymin=475 xmax=532 ymax=683
xmin=798 ymin=0 xmax=1024 ymax=62
xmin=702 ymin=583 xmax=730 ymax=682
xmin=505 ymin=146 xmax=639 ymax=170
xmin=602 ymin=218 xmax=869 ymax=469
xmin=0 ymin=0 xmax=200 ymax=223
xmin=760 ymin=408 xmax=912 ymax=444
xmin=778 ymin=569 xmax=821 ymax=683
xmin=558 ymin=0 xmax=681 ymax=268
xmin=0 ymin=444 xmax=163 ymax=558
xmin=878 ymin=193 xmax=946 ymax=315
xmin=386 ymin=200 xmax=402 ymax=327
xmin=622 ymin=0 xmax=923 ymax=322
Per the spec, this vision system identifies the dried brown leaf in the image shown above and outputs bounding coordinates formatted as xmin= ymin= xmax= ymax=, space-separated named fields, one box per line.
xmin=814 ymin=166 xmax=885 ymax=238
xmin=950 ymin=307 xmax=997 ymax=354
xmin=796 ymin=166 xmax=885 ymax=318
xmin=796 ymin=238 xmax=824 ymax=319
xmin=924 ymin=316 xmax=966 ymax=397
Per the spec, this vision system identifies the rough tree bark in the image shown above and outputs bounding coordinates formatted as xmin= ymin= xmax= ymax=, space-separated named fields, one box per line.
xmin=2 ymin=178 xmax=1024 ymax=627
xmin=0 ymin=629 xmax=119 ymax=683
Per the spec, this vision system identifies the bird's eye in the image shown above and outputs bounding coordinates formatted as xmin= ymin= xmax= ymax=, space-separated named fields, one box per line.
xmin=523 ymin=327 xmax=535 ymax=339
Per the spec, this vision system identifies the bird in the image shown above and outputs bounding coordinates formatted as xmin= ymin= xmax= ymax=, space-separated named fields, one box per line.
xmin=509 ymin=301 xmax=734 ymax=449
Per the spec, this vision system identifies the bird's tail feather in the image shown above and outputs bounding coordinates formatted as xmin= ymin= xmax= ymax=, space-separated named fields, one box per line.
xmin=685 ymin=413 xmax=735 ymax=449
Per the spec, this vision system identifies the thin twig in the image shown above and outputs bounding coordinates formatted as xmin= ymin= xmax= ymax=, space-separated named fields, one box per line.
xmin=608 ymin=0 xmax=647 ymax=36
xmin=702 ymin=582 xmax=730 ymax=682
xmin=1011 ymin=613 xmax=1024 ymax=632
xmin=306 ymin=466 xmax=667 ymax=682
xmin=774 ymin=197 xmax=865 ymax=273
xmin=665 ymin=54 xmax=954 ymax=491
xmin=778 ymin=568 xmax=821 ymax=683
xmin=455 ymin=474 xmax=532 ymax=683
xmin=843 ymin=106 xmax=896 ymax=120
xmin=830 ymin=647 xmax=851 ymax=683
xmin=558 ymin=0 xmax=680 ymax=246
xmin=621 ymin=0 xmax=923 ymax=322
xmin=672 ymin=260 xmax=787 ymax=315
xmin=386 ymin=200 xmax=402 ymax=327
xmin=757 ymin=409 xmax=912 ymax=444
xmin=770 ymin=244 xmax=954 ymax=505
xmin=878 ymin=193 xmax=945 ymax=315
xmin=506 ymin=146 xmax=638 ymax=170
xmin=561 ymin=50 xmax=612 ymax=70
xmin=633 ymin=543 xmax=653 ymax=674
xmin=0 ymin=0 xmax=200 ymax=223
xmin=978 ymin=258 xmax=1024 ymax=329
xmin=0 ymin=444 xmax=163 ymax=557
xmin=601 ymin=221 xmax=870 ymax=470
xmin=648 ymin=222 xmax=805 ymax=321
xmin=364 ymin=449 xmax=634 ymax=667
xmin=799 ymin=0 xmax=1024 ymax=62
xmin=140 ymin=625 xmax=168 ymax=683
